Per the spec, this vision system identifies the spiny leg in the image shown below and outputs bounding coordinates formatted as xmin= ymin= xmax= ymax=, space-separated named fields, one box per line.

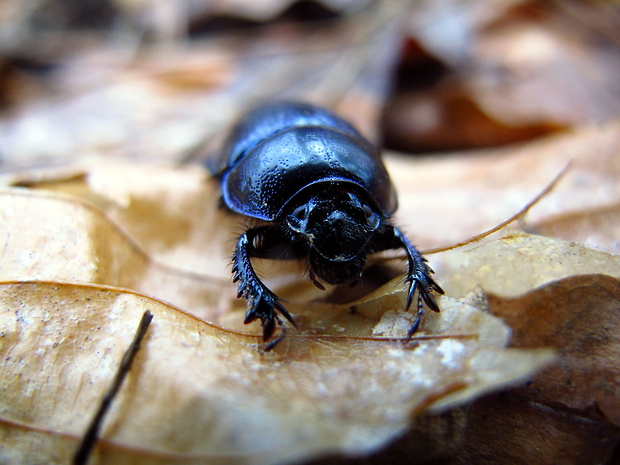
xmin=391 ymin=226 xmax=444 ymax=338
xmin=232 ymin=227 xmax=296 ymax=349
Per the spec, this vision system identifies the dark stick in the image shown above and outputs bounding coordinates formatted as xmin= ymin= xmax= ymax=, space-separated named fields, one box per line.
xmin=73 ymin=310 xmax=154 ymax=465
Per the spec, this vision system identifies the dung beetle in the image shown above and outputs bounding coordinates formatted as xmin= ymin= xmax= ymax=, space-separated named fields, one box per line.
xmin=214 ymin=102 xmax=443 ymax=349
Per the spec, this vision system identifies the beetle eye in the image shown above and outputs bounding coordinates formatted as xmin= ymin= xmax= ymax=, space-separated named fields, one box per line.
xmin=287 ymin=205 xmax=308 ymax=232
xmin=363 ymin=205 xmax=380 ymax=230
xmin=347 ymin=192 xmax=361 ymax=204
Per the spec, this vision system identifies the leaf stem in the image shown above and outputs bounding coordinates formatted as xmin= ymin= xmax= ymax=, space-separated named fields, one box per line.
xmin=73 ymin=310 xmax=154 ymax=465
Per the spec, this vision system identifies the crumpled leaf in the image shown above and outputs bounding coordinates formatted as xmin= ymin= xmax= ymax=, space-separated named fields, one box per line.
xmin=385 ymin=1 xmax=620 ymax=152
xmin=0 ymin=185 xmax=232 ymax=324
xmin=433 ymin=233 xmax=620 ymax=465
xmin=389 ymin=121 xmax=620 ymax=255
xmin=491 ymin=274 xmax=620 ymax=425
xmin=0 ymin=281 xmax=551 ymax=465
xmin=443 ymin=231 xmax=620 ymax=299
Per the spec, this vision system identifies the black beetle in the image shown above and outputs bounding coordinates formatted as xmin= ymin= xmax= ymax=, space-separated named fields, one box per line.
xmin=214 ymin=102 xmax=444 ymax=349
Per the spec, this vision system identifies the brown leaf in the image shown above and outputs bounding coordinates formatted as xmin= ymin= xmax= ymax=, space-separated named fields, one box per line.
xmin=442 ymin=231 xmax=620 ymax=299
xmin=0 ymin=1 xmax=402 ymax=169
xmin=0 ymin=185 xmax=232 ymax=324
xmin=0 ymin=158 xmax=555 ymax=464
xmin=491 ymin=274 xmax=620 ymax=425
xmin=448 ymin=274 xmax=620 ymax=465
xmin=0 ymin=281 xmax=550 ymax=465
xmin=432 ymin=233 xmax=620 ymax=465
xmin=455 ymin=391 xmax=619 ymax=465
xmin=385 ymin=1 xmax=620 ymax=152
xmin=388 ymin=121 xmax=620 ymax=255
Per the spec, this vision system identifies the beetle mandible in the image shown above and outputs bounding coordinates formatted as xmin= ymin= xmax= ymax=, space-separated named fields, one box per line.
xmin=214 ymin=102 xmax=444 ymax=349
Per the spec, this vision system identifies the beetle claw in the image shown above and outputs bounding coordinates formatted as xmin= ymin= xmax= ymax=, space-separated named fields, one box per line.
xmin=393 ymin=226 xmax=445 ymax=336
xmin=264 ymin=315 xmax=287 ymax=351
xmin=234 ymin=230 xmax=297 ymax=348
xmin=406 ymin=295 xmax=423 ymax=339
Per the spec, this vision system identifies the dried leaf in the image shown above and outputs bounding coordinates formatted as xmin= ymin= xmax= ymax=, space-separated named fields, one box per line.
xmin=491 ymin=274 xmax=620 ymax=425
xmin=388 ymin=121 xmax=620 ymax=255
xmin=0 ymin=185 xmax=232 ymax=324
xmin=0 ymin=158 xmax=554 ymax=464
xmin=0 ymin=281 xmax=551 ymax=465
xmin=386 ymin=1 xmax=620 ymax=151
xmin=443 ymin=231 xmax=620 ymax=299
xmin=0 ymin=1 xmax=401 ymax=169
xmin=438 ymin=237 xmax=620 ymax=465
xmin=440 ymin=231 xmax=620 ymax=425
xmin=455 ymin=388 xmax=619 ymax=465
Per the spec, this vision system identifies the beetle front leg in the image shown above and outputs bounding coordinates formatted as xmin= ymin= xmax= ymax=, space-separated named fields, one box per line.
xmin=232 ymin=227 xmax=297 ymax=349
xmin=391 ymin=227 xmax=445 ymax=337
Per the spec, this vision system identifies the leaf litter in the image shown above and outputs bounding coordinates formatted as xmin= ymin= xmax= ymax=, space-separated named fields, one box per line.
xmin=0 ymin=1 xmax=619 ymax=462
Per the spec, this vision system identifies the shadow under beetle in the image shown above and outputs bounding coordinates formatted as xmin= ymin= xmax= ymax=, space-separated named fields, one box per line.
xmin=213 ymin=102 xmax=444 ymax=349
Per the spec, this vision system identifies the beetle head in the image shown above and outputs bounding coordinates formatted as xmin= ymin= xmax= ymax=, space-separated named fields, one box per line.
xmin=286 ymin=191 xmax=382 ymax=285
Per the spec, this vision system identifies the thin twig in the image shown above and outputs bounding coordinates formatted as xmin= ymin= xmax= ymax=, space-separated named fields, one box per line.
xmin=73 ymin=310 xmax=154 ymax=465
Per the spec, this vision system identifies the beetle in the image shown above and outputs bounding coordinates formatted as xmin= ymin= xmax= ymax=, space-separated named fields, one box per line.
xmin=214 ymin=102 xmax=444 ymax=349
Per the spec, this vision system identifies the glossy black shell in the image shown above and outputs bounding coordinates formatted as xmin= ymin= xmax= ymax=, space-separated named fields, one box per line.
xmin=219 ymin=102 xmax=398 ymax=221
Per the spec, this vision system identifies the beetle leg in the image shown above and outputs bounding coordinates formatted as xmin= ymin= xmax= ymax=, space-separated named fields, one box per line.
xmin=390 ymin=226 xmax=444 ymax=337
xmin=232 ymin=227 xmax=297 ymax=349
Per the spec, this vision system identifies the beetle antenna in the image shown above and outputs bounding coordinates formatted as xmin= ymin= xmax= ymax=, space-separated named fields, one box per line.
xmin=309 ymin=269 xmax=326 ymax=290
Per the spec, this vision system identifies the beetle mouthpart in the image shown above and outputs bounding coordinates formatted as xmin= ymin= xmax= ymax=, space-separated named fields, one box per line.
xmin=309 ymin=217 xmax=373 ymax=263
xmin=309 ymin=249 xmax=367 ymax=285
xmin=303 ymin=196 xmax=375 ymax=262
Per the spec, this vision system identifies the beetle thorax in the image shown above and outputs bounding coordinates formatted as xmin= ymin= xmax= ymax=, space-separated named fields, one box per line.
xmin=285 ymin=191 xmax=381 ymax=285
